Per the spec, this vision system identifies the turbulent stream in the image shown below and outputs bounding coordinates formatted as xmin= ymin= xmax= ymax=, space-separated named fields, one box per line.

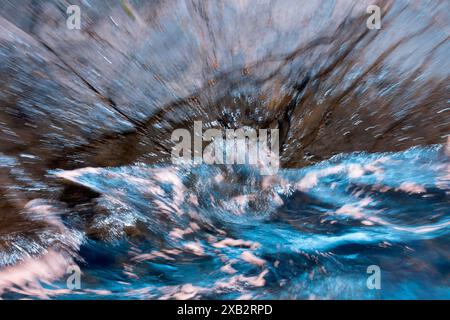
xmin=0 ymin=0 xmax=449 ymax=299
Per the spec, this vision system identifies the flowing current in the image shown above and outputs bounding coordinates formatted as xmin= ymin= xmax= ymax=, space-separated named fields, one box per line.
xmin=0 ymin=0 xmax=449 ymax=300
xmin=1 ymin=144 xmax=448 ymax=299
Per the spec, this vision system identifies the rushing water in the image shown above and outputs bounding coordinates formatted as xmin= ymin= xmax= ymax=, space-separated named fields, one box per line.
xmin=1 ymin=144 xmax=448 ymax=299
xmin=0 ymin=0 xmax=449 ymax=300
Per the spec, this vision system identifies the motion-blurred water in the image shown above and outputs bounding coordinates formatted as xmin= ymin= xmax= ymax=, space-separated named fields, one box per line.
xmin=0 ymin=0 xmax=449 ymax=299
xmin=2 ymin=144 xmax=448 ymax=299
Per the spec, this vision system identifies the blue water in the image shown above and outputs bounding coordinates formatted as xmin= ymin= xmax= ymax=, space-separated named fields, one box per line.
xmin=5 ymin=145 xmax=449 ymax=299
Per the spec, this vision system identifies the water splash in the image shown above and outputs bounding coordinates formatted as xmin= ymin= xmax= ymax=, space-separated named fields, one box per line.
xmin=0 ymin=0 xmax=449 ymax=300
xmin=2 ymin=144 xmax=447 ymax=299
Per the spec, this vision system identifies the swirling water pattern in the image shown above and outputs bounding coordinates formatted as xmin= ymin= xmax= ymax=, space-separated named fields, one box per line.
xmin=2 ymin=144 xmax=446 ymax=299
